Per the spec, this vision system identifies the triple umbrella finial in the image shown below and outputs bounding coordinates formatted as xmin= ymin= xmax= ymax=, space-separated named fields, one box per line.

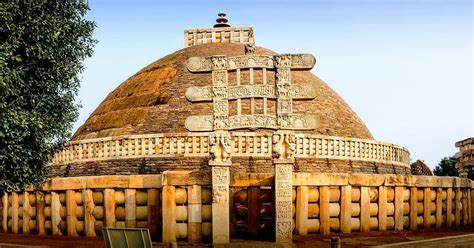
xmin=213 ymin=12 xmax=230 ymax=28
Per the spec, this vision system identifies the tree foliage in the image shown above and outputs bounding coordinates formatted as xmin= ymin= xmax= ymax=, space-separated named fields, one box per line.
xmin=0 ymin=2 xmax=96 ymax=191
xmin=433 ymin=156 xmax=474 ymax=180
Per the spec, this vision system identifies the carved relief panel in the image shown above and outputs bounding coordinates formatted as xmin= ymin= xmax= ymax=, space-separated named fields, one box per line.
xmin=185 ymin=53 xmax=317 ymax=132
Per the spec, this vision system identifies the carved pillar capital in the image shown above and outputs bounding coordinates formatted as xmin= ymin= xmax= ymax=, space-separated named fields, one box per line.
xmin=209 ymin=130 xmax=232 ymax=166
xmin=272 ymin=131 xmax=296 ymax=164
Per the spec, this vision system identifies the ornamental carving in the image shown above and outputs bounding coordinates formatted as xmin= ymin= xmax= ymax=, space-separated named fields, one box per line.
xmin=212 ymin=56 xmax=228 ymax=70
xmin=185 ymin=53 xmax=317 ymax=132
xmin=277 ymin=99 xmax=292 ymax=113
xmin=272 ymin=132 xmax=296 ymax=161
xmin=276 ymin=164 xmax=292 ymax=181
xmin=276 ymin=182 xmax=292 ymax=197
xmin=212 ymin=166 xmax=229 ymax=184
xmin=274 ymin=55 xmax=292 ymax=68
xmin=276 ymin=200 xmax=293 ymax=219
xmin=213 ymin=100 xmax=228 ymax=115
xmin=185 ymin=114 xmax=317 ymax=131
xmin=276 ymin=222 xmax=292 ymax=240
xmin=186 ymin=84 xmax=317 ymax=102
xmin=186 ymin=54 xmax=315 ymax=72
xmin=212 ymin=71 xmax=227 ymax=85
xmin=209 ymin=130 xmax=232 ymax=163
xmin=212 ymin=186 xmax=228 ymax=203
xmin=212 ymin=86 xmax=228 ymax=98
xmin=245 ymin=43 xmax=256 ymax=54
xmin=276 ymin=68 xmax=291 ymax=83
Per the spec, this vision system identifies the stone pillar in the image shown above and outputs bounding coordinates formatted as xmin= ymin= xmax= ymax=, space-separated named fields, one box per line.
xmin=446 ymin=188 xmax=453 ymax=228
xmin=187 ymin=185 xmax=202 ymax=244
xmin=12 ymin=192 xmax=18 ymax=234
xmin=162 ymin=186 xmax=176 ymax=243
xmin=295 ymin=186 xmax=308 ymax=235
xmin=36 ymin=192 xmax=46 ymax=235
xmin=409 ymin=187 xmax=417 ymax=230
xmin=272 ymin=131 xmax=295 ymax=243
xmin=66 ymin=190 xmax=78 ymax=236
xmin=435 ymin=188 xmax=443 ymax=229
xmin=319 ymin=186 xmax=330 ymax=235
xmin=360 ymin=187 xmax=370 ymax=232
xmin=423 ymin=188 xmax=431 ymax=229
xmin=23 ymin=191 xmax=31 ymax=235
xmin=275 ymin=162 xmax=293 ymax=243
xmin=378 ymin=186 xmax=387 ymax=231
xmin=211 ymin=165 xmax=230 ymax=244
xmin=2 ymin=194 xmax=7 ymax=232
xmin=103 ymin=189 xmax=116 ymax=228
xmin=394 ymin=186 xmax=404 ymax=231
xmin=83 ymin=189 xmax=96 ymax=237
xmin=209 ymin=130 xmax=232 ymax=244
xmin=340 ymin=185 xmax=352 ymax=233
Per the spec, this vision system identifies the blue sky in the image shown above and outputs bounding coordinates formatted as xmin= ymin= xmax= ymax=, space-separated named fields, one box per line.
xmin=78 ymin=0 xmax=473 ymax=168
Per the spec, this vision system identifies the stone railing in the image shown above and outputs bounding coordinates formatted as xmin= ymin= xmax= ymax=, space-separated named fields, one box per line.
xmin=51 ymin=132 xmax=410 ymax=167
xmin=1 ymin=172 xmax=472 ymax=243
xmin=184 ymin=26 xmax=254 ymax=47
xmin=231 ymin=173 xmax=474 ymax=236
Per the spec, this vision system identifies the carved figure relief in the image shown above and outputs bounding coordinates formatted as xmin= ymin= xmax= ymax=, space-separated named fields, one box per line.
xmin=272 ymin=132 xmax=296 ymax=161
xmin=276 ymin=222 xmax=292 ymax=240
xmin=187 ymin=54 xmax=314 ymax=72
xmin=212 ymin=186 xmax=228 ymax=203
xmin=278 ymin=99 xmax=292 ymax=113
xmin=274 ymin=55 xmax=292 ymax=68
xmin=213 ymin=70 xmax=227 ymax=85
xmin=187 ymin=84 xmax=316 ymax=102
xmin=209 ymin=130 xmax=232 ymax=163
xmin=245 ymin=43 xmax=256 ymax=54
xmin=276 ymin=68 xmax=291 ymax=83
xmin=212 ymin=56 xmax=228 ymax=70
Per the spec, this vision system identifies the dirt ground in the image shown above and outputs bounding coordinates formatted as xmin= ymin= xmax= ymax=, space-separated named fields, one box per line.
xmin=293 ymin=227 xmax=474 ymax=248
xmin=0 ymin=227 xmax=473 ymax=247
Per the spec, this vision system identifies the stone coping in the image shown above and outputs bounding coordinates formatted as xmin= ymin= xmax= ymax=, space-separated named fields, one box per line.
xmin=21 ymin=172 xmax=473 ymax=192
xmin=52 ymin=132 xmax=410 ymax=167
xmin=184 ymin=26 xmax=254 ymax=48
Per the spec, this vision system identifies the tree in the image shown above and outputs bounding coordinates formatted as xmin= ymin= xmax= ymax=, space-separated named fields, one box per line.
xmin=0 ymin=2 xmax=96 ymax=191
xmin=433 ymin=156 xmax=459 ymax=177
xmin=433 ymin=156 xmax=474 ymax=180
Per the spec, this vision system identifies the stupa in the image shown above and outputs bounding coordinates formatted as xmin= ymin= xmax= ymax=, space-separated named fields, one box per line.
xmin=0 ymin=14 xmax=472 ymax=245
xmin=51 ymin=13 xmax=410 ymax=178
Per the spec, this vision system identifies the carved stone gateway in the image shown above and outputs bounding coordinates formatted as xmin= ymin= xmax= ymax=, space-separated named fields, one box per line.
xmin=185 ymin=53 xmax=318 ymax=132
xmin=184 ymin=21 xmax=319 ymax=244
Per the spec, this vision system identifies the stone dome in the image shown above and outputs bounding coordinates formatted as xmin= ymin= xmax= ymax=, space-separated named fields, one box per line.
xmin=52 ymin=29 xmax=410 ymax=177
xmin=72 ymin=43 xmax=373 ymax=141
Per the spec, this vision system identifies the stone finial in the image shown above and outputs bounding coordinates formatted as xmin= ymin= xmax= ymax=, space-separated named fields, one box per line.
xmin=214 ymin=13 xmax=230 ymax=28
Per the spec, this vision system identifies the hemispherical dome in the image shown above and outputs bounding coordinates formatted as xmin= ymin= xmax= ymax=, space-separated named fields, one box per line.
xmin=73 ymin=43 xmax=373 ymax=141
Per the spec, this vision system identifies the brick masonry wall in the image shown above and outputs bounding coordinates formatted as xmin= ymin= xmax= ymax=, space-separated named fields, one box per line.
xmin=50 ymin=156 xmax=410 ymax=178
